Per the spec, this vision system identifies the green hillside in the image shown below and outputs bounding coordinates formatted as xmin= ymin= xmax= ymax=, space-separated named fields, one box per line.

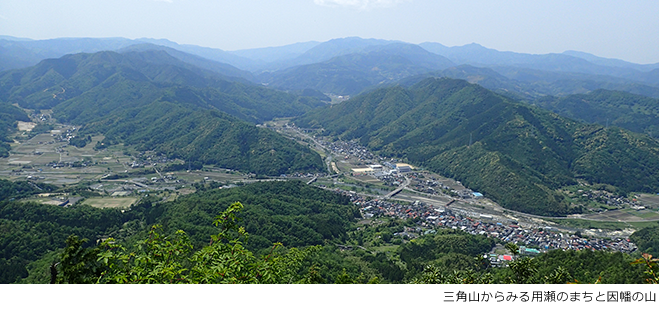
xmin=296 ymin=78 xmax=658 ymax=216
xmin=0 ymin=51 xmax=326 ymax=175
xmin=138 ymin=180 xmax=359 ymax=251
xmin=0 ymin=102 xmax=30 ymax=157
xmin=533 ymin=89 xmax=659 ymax=138
xmin=0 ymin=181 xmax=358 ymax=283
xmin=0 ymin=50 xmax=324 ymax=121
xmin=88 ymin=102 xmax=323 ymax=175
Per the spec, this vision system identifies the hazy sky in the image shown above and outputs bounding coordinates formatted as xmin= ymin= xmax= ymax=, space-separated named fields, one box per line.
xmin=1 ymin=0 xmax=658 ymax=64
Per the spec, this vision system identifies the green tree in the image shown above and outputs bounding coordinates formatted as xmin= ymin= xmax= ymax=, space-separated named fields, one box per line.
xmin=56 ymin=235 xmax=103 ymax=284
xmin=631 ymin=254 xmax=659 ymax=284
xmin=93 ymin=202 xmax=319 ymax=284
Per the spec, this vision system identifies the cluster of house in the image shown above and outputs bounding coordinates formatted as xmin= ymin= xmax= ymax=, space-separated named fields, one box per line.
xmin=50 ymin=127 xmax=78 ymax=143
xmin=322 ymin=139 xmax=376 ymax=162
xmin=573 ymin=189 xmax=648 ymax=210
xmin=406 ymin=174 xmax=483 ymax=199
xmin=409 ymin=175 xmax=451 ymax=195
xmin=33 ymin=113 xmax=51 ymax=122
xmin=377 ymin=173 xmax=408 ymax=187
xmin=337 ymin=189 xmax=639 ymax=257
xmin=128 ymin=152 xmax=175 ymax=169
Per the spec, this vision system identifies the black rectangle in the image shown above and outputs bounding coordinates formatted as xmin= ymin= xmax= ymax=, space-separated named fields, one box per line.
xmin=442 ymin=289 xmax=653 ymax=302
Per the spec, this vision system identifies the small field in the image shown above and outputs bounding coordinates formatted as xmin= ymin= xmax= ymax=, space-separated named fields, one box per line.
xmin=81 ymin=197 xmax=138 ymax=209
xmin=581 ymin=208 xmax=658 ymax=222
xmin=351 ymin=174 xmax=382 ymax=184
xmin=636 ymin=193 xmax=659 ymax=209
xmin=372 ymin=245 xmax=399 ymax=254
xmin=550 ymin=218 xmax=658 ymax=231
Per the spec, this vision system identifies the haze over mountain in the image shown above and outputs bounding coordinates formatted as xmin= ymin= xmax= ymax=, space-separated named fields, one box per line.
xmin=229 ymin=41 xmax=320 ymax=62
xmin=296 ymin=78 xmax=658 ymax=216
xmin=420 ymin=42 xmax=658 ymax=80
xmin=260 ymin=42 xmax=455 ymax=95
xmin=1 ymin=35 xmax=658 ymax=181
xmin=392 ymin=64 xmax=659 ymax=101
xmin=117 ymin=43 xmax=256 ymax=83
xmin=0 ymin=37 xmax=658 ymax=101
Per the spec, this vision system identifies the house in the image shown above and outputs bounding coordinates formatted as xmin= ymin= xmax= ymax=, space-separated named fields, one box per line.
xmin=457 ymin=189 xmax=473 ymax=199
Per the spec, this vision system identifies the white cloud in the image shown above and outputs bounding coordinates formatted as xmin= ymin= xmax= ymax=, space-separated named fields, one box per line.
xmin=314 ymin=0 xmax=410 ymax=10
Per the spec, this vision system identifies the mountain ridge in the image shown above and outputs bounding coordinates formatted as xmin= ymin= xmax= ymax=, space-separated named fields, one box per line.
xmin=0 ymin=50 xmax=326 ymax=175
xmin=296 ymin=78 xmax=658 ymax=216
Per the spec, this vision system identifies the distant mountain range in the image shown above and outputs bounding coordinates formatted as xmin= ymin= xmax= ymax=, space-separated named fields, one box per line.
xmin=0 ymin=35 xmax=657 ymax=212
xmin=259 ymin=43 xmax=455 ymax=95
xmin=392 ymin=64 xmax=659 ymax=100
xmin=2 ymin=36 xmax=656 ymax=100
xmin=296 ymin=78 xmax=658 ymax=216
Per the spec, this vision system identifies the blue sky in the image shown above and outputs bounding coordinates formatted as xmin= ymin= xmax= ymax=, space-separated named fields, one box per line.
xmin=0 ymin=0 xmax=657 ymax=64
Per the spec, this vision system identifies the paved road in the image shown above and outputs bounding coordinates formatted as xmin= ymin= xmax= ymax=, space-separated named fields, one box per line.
xmin=384 ymin=176 xmax=410 ymax=198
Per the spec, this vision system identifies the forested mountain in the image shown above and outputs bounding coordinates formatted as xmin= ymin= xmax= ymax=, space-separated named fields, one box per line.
xmin=0 ymin=179 xmax=58 ymax=201
xmin=255 ymin=38 xmax=656 ymax=98
xmin=0 ymin=50 xmax=326 ymax=175
xmin=0 ymin=181 xmax=358 ymax=283
xmin=131 ymin=38 xmax=258 ymax=70
xmin=3 ymin=36 xmax=656 ymax=102
xmin=489 ymin=66 xmax=659 ymax=98
xmin=420 ymin=42 xmax=658 ymax=84
xmin=0 ymin=37 xmax=260 ymax=73
xmin=630 ymin=225 xmax=659 ymax=258
xmin=393 ymin=64 xmax=658 ymax=101
xmin=296 ymin=78 xmax=659 ymax=216
xmin=261 ymin=43 xmax=454 ymax=95
xmin=118 ymin=43 xmax=256 ymax=82
xmin=136 ymin=181 xmax=359 ymax=251
xmin=228 ymin=41 xmax=322 ymax=71
xmin=562 ymin=50 xmax=658 ymax=72
xmin=0 ymin=37 xmax=138 ymax=72
xmin=533 ymin=89 xmax=659 ymax=138
xmin=413 ymin=42 xmax=659 ymax=100
xmin=276 ymin=37 xmax=396 ymax=69
xmin=0 ymin=102 xmax=29 ymax=157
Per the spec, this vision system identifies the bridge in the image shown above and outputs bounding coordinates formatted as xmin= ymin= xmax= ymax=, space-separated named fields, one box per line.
xmin=384 ymin=176 xmax=410 ymax=199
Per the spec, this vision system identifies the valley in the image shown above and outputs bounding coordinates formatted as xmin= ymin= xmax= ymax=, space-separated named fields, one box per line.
xmin=268 ymin=119 xmax=658 ymax=237
xmin=3 ymin=111 xmax=655 ymax=244
xmin=0 ymin=35 xmax=657 ymax=285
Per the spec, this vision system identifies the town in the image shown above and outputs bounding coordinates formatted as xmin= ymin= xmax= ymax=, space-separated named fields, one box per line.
xmin=339 ymin=188 xmax=638 ymax=265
